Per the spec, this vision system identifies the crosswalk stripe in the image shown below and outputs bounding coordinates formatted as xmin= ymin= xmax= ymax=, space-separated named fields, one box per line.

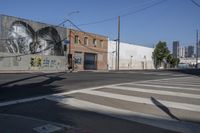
xmin=155 ymin=81 xmax=200 ymax=85
xmin=139 ymin=77 xmax=197 ymax=83
xmin=127 ymin=83 xmax=200 ymax=92
xmin=139 ymin=82 xmax=200 ymax=87
xmin=154 ymin=79 xmax=200 ymax=83
xmin=79 ymin=90 xmax=200 ymax=112
xmin=107 ymin=86 xmax=200 ymax=99
xmin=140 ymin=72 xmax=187 ymax=76
xmin=46 ymin=97 xmax=200 ymax=133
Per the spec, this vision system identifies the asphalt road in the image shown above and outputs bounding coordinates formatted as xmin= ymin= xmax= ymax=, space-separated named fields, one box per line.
xmin=0 ymin=70 xmax=190 ymax=102
xmin=0 ymin=70 xmax=199 ymax=133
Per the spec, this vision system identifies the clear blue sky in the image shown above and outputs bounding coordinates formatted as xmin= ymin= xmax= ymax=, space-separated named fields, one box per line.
xmin=0 ymin=0 xmax=200 ymax=50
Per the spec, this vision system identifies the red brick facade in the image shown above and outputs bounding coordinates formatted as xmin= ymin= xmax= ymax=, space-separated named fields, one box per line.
xmin=67 ymin=29 xmax=108 ymax=71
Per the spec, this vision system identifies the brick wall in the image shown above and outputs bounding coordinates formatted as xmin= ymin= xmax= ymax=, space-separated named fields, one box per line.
xmin=68 ymin=29 xmax=108 ymax=70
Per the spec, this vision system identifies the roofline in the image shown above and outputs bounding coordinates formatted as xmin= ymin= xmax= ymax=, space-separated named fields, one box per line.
xmin=0 ymin=14 xmax=65 ymax=29
xmin=109 ymin=40 xmax=154 ymax=49
xmin=69 ymin=28 xmax=108 ymax=39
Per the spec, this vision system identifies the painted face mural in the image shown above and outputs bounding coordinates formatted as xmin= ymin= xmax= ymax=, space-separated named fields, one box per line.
xmin=6 ymin=21 xmax=63 ymax=56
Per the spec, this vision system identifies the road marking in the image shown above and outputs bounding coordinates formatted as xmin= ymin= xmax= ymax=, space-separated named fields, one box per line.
xmin=107 ymin=86 xmax=200 ymax=99
xmin=127 ymin=83 xmax=200 ymax=92
xmin=46 ymin=97 xmax=200 ymax=133
xmin=79 ymin=90 xmax=200 ymax=112
xmin=139 ymin=76 xmax=197 ymax=82
xmin=154 ymin=80 xmax=200 ymax=84
xmin=0 ymin=96 xmax=47 ymax=107
xmin=139 ymin=82 xmax=200 ymax=88
xmin=142 ymin=72 xmax=185 ymax=76
xmin=0 ymin=76 xmax=194 ymax=107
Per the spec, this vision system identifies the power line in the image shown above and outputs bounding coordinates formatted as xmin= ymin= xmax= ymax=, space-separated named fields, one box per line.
xmin=190 ymin=0 xmax=200 ymax=8
xmin=121 ymin=0 xmax=167 ymax=18
xmin=0 ymin=0 xmax=167 ymax=58
xmin=77 ymin=0 xmax=167 ymax=27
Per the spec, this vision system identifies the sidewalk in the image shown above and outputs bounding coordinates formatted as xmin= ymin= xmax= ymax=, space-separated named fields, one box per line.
xmin=0 ymin=69 xmax=109 ymax=74
xmin=0 ymin=113 xmax=86 ymax=133
xmin=0 ymin=70 xmax=67 ymax=74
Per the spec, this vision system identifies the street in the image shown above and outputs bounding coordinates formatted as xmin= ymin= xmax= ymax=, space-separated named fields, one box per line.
xmin=0 ymin=70 xmax=200 ymax=133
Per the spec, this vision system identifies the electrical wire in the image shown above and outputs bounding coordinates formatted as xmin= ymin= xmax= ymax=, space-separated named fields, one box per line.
xmin=77 ymin=0 xmax=167 ymax=27
xmin=0 ymin=0 xmax=167 ymax=58
xmin=190 ymin=0 xmax=200 ymax=7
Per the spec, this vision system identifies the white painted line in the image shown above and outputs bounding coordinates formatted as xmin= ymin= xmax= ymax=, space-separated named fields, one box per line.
xmin=0 ymin=96 xmax=47 ymax=107
xmin=127 ymin=83 xmax=200 ymax=92
xmin=140 ymin=82 xmax=200 ymax=88
xmin=155 ymin=80 xmax=200 ymax=84
xmin=140 ymin=72 xmax=187 ymax=76
xmin=107 ymin=86 xmax=200 ymax=99
xmin=46 ymin=97 xmax=200 ymax=133
xmin=79 ymin=90 xmax=200 ymax=112
xmin=0 ymin=76 xmax=194 ymax=107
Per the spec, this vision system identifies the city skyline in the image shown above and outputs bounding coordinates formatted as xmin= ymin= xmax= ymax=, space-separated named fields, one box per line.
xmin=0 ymin=0 xmax=200 ymax=48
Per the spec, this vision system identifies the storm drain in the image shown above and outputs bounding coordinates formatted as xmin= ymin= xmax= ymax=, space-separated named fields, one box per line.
xmin=33 ymin=124 xmax=63 ymax=133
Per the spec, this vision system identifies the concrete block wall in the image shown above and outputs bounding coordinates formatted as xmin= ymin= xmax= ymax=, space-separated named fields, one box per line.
xmin=0 ymin=52 xmax=67 ymax=72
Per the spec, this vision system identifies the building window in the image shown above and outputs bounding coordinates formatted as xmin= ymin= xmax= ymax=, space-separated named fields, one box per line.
xmin=84 ymin=37 xmax=88 ymax=45
xmin=93 ymin=39 xmax=97 ymax=47
xmin=74 ymin=35 xmax=79 ymax=44
xmin=100 ymin=40 xmax=103 ymax=48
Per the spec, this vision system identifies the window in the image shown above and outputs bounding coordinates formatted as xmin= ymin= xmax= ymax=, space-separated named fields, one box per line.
xmin=93 ymin=39 xmax=97 ymax=47
xmin=84 ymin=37 xmax=88 ymax=45
xmin=100 ymin=40 xmax=103 ymax=48
xmin=74 ymin=35 xmax=79 ymax=44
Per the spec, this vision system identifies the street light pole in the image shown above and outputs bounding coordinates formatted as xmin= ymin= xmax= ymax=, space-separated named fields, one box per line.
xmin=117 ymin=16 xmax=120 ymax=70
xmin=114 ymin=39 xmax=118 ymax=70
xmin=112 ymin=51 xmax=116 ymax=70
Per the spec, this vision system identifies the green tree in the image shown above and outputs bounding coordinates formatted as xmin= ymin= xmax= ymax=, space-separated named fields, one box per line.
xmin=166 ymin=54 xmax=173 ymax=68
xmin=171 ymin=58 xmax=180 ymax=68
xmin=152 ymin=41 xmax=170 ymax=69
xmin=166 ymin=54 xmax=180 ymax=68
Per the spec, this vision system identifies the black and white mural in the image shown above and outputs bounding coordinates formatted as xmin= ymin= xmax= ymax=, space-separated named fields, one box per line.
xmin=4 ymin=20 xmax=64 ymax=56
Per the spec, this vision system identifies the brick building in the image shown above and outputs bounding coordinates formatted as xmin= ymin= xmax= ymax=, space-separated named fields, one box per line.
xmin=67 ymin=29 xmax=108 ymax=71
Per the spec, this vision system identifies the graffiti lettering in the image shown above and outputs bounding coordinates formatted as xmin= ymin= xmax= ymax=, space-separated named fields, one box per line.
xmin=30 ymin=56 xmax=42 ymax=67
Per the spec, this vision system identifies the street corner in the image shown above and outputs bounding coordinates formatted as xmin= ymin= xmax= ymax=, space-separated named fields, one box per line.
xmin=0 ymin=113 xmax=73 ymax=133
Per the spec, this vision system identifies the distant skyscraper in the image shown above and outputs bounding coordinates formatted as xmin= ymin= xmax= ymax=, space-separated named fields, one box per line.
xmin=179 ymin=47 xmax=185 ymax=58
xmin=198 ymin=41 xmax=200 ymax=58
xmin=185 ymin=46 xmax=188 ymax=58
xmin=173 ymin=41 xmax=179 ymax=58
xmin=188 ymin=45 xmax=195 ymax=58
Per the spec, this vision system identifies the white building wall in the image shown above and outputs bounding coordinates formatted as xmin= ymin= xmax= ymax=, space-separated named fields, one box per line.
xmin=108 ymin=41 xmax=154 ymax=70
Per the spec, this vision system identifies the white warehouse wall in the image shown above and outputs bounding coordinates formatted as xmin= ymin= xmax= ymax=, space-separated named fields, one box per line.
xmin=108 ymin=41 xmax=155 ymax=70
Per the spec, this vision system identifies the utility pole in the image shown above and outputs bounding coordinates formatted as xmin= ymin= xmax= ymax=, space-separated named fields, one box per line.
xmin=196 ymin=30 xmax=199 ymax=68
xmin=117 ymin=16 xmax=120 ymax=70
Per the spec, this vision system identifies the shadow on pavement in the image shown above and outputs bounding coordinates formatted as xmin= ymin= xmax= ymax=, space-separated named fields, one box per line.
xmin=151 ymin=97 xmax=180 ymax=121
xmin=0 ymin=99 xmax=179 ymax=133
xmin=0 ymin=73 xmax=67 ymax=102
